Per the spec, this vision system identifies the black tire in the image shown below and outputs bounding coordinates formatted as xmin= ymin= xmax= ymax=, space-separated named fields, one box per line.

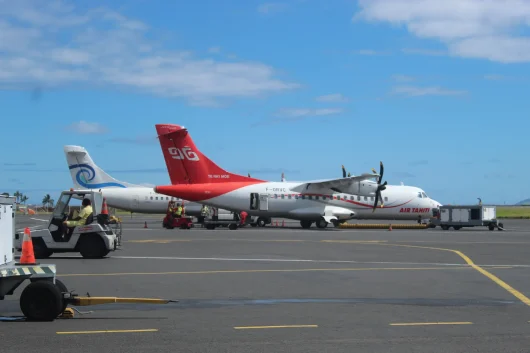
xmin=453 ymin=226 xmax=461 ymax=230
xmin=32 ymin=237 xmax=53 ymax=259
xmin=229 ymin=223 xmax=238 ymax=230
xmin=250 ymin=223 xmax=258 ymax=227
xmin=257 ymin=218 xmax=267 ymax=227
xmin=20 ymin=280 xmax=62 ymax=321
xmin=489 ymin=224 xmax=495 ymax=231
xmin=206 ymin=224 xmax=215 ymax=230
xmin=300 ymin=220 xmax=312 ymax=229
xmin=79 ymin=234 xmax=110 ymax=258
xmin=54 ymin=279 xmax=68 ymax=313
xmin=316 ymin=219 xmax=328 ymax=229
xmin=441 ymin=225 xmax=449 ymax=230
xmin=498 ymin=222 xmax=504 ymax=230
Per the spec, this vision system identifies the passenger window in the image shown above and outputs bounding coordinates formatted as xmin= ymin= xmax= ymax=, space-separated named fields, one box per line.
xmin=370 ymin=196 xmax=374 ymax=201
xmin=281 ymin=194 xmax=284 ymax=199
xmin=308 ymin=195 xmax=312 ymax=200
xmin=315 ymin=196 xmax=319 ymax=200
xmin=364 ymin=196 xmax=367 ymax=201
xmin=288 ymin=195 xmax=292 ymax=199
xmin=150 ymin=197 xmax=153 ymax=200
xmin=357 ymin=196 xmax=360 ymax=201
xmin=274 ymin=194 xmax=278 ymax=199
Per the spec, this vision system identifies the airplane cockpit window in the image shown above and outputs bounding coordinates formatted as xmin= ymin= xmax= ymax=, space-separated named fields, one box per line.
xmin=417 ymin=192 xmax=423 ymax=198
xmin=422 ymin=192 xmax=428 ymax=198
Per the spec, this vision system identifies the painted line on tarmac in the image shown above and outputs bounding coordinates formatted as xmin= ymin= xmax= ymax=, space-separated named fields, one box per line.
xmin=374 ymin=243 xmax=530 ymax=307
xmin=390 ymin=322 xmax=472 ymax=326
xmin=112 ymin=255 xmax=522 ymax=268
xmin=30 ymin=218 xmax=48 ymax=222
xmin=234 ymin=325 xmax=318 ymax=330
xmin=56 ymin=329 xmax=158 ymax=335
xmin=58 ymin=266 xmax=506 ymax=278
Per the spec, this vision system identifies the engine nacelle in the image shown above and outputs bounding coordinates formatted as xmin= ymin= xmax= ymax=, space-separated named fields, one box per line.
xmin=342 ymin=180 xmax=378 ymax=197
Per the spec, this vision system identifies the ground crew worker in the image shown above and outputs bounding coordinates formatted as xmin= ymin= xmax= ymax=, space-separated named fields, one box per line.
xmin=175 ymin=203 xmax=183 ymax=218
xmin=62 ymin=198 xmax=93 ymax=237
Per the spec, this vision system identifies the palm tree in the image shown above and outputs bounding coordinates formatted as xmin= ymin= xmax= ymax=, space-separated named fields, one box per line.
xmin=42 ymin=194 xmax=51 ymax=211
xmin=21 ymin=195 xmax=28 ymax=205
xmin=14 ymin=191 xmax=21 ymax=204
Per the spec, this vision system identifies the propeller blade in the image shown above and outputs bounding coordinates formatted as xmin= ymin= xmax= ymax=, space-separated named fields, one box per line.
xmin=347 ymin=172 xmax=351 ymax=177
xmin=342 ymin=165 xmax=346 ymax=178
xmin=379 ymin=161 xmax=384 ymax=184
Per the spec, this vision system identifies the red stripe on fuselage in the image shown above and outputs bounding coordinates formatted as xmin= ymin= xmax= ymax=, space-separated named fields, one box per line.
xmin=155 ymin=181 xmax=266 ymax=201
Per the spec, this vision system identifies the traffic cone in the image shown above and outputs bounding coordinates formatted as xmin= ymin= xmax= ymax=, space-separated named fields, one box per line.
xmin=275 ymin=220 xmax=278 ymax=227
xmin=282 ymin=220 xmax=285 ymax=227
xmin=101 ymin=198 xmax=109 ymax=215
xmin=144 ymin=221 xmax=148 ymax=228
xmin=389 ymin=224 xmax=392 ymax=231
xmin=19 ymin=227 xmax=36 ymax=265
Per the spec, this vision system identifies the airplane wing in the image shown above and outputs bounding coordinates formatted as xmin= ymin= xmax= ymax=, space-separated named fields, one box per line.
xmin=291 ymin=173 xmax=379 ymax=192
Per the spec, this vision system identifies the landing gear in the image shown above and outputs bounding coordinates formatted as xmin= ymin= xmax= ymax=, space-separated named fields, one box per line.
xmin=300 ymin=220 xmax=312 ymax=229
xmin=257 ymin=217 xmax=268 ymax=227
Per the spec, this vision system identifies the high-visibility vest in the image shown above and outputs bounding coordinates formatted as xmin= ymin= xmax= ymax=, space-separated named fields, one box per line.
xmin=176 ymin=206 xmax=182 ymax=216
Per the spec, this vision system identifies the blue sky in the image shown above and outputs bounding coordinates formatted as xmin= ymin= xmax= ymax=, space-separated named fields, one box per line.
xmin=1 ymin=0 xmax=529 ymax=206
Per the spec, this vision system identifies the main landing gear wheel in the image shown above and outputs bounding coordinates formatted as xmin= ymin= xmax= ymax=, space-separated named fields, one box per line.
xmin=316 ymin=219 xmax=328 ymax=229
xmin=300 ymin=220 xmax=312 ymax=229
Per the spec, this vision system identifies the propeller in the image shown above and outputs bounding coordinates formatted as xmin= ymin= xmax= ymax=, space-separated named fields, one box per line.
xmin=342 ymin=165 xmax=346 ymax=178
xmin=372 ymin=161 xmax=387 ymax=212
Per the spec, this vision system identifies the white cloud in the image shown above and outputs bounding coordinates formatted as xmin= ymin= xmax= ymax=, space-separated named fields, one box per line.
xmin=0 ymin=1 xmax=299 ymax=105
xmin=208 ymin=46 xmax=221 ymax=54
xmin=258 ymin=3 xmax=289 ymax=14
xmin=315 ymin=93 xmax=349 ymax=102
xmin=65 ymin=121 xmax=108 ymax=134
xmin=401 ymin=48 xmax=446 ymax=56
xmin=392 ymin=85 xmax=468 ymax=97
xmin=355 ymin=0 xmax=530 ymax=63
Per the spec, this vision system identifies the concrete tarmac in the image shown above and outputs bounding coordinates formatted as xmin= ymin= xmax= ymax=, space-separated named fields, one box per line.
xmin=2 ymin=215 xmax=530 ymax=352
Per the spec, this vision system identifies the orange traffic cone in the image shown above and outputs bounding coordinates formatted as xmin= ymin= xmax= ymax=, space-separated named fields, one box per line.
xmin=389 ymin=224 xmax=392 ymax=231
xmin=101 ymin=198 xmax=109 ymax=215
xmin=144 ymin=221 xmax=148 ymax=228
xmin=19 ymin=227 xmax=36 ymax=265
xmin=275 ymin=220 xmax=278 ymax=227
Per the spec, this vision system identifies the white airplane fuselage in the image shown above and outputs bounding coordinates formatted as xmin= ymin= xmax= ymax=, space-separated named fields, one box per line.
xmin=156 ymin=182 xmax=441 ymax=222
xmin=94 ymin=187 xmax=204 ymax=215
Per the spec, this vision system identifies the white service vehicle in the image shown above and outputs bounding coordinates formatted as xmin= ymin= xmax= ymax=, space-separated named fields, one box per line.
xmin=430 ymin=204 xmax=504 ymax=231
xmin=15 ymin=190 xmax=121 ymax=259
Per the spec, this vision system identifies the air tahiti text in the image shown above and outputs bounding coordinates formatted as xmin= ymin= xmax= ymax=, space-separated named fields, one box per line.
xmin=399 ymin=207 xmax=430 ymax=213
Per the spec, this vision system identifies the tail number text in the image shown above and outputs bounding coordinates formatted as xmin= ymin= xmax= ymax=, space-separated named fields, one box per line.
xmin=168 ymin=147 xmax=199 ymax=161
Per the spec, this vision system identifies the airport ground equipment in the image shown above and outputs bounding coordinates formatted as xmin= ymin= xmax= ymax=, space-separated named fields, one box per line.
xmin=203 ymin=211 xmax=248 ymax=230
xmin=1 ymin=196 xmax=173 ymax=321
xmin=14 ymin=189 xmax=120 ymax=259
xmin=162 ymin=201 xmax=193 ymax=229
xmin=430 ymin=205 xmax=504 ymax=231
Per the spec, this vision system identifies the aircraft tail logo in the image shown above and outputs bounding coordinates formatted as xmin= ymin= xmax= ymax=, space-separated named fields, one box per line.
xmin=155 ymin=124 xmax=265 ymax=185
xmin=64 ymin=145 xmax=135 ymax=189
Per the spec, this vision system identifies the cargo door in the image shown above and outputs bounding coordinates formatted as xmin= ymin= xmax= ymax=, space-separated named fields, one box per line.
xmin=483 ymin=207 xmax=495 ymax=220
xmin=259 ymin=194 xmax=269 ymax=211
xmin=460 ymin=209 xmax=470 ymax=222
xmin=132 ymin=195 xmax=140 ymax=211
xmin=452 ymin=209 xmax=461 ymax=222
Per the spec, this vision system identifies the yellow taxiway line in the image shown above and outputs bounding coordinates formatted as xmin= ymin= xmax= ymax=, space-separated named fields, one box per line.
xmin=374 ymin=243 xmax=530 ymax=307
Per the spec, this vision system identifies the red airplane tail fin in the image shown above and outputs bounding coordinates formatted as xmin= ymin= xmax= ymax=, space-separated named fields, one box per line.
xmin=156 ymin=124 xmax=264 ymax=184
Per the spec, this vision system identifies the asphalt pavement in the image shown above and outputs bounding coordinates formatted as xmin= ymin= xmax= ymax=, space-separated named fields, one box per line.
xmin=2 ymin=214 xmax=530 ymax=352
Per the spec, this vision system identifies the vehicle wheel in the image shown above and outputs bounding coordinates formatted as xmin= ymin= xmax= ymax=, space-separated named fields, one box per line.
xmin=498 ymin=222 xmax=504 ymax=230
xmin=251 ymin=223 xmax=258 ymax=227
xmin=300 ymin=220 xmax=312 ymax=229
xmin=229 ymin=223 xmax=238 ymax=230
xmin=257 ymin=218 xmax=267 ymax=227
xmin=206 ymin=224 xmax=215 ymax=230
xmin=489 ymin=224 xmax=495 ymax=231
xmin=20 ymin=280 xmax=62 ymax=321
xmin=316 ymin=219 xmax=328 ymax=229
xmin=453 ymin=226 xmax=461 ymax=230
xmin=79 ymin=234 xmax=109 ymax=258
xmin=54 ymin=279 xmax=68 ymax=313
xmin=32 ymin=238 xmax=53 ymax=259
xmin=441 ymin=225 xmax=449 ymax=230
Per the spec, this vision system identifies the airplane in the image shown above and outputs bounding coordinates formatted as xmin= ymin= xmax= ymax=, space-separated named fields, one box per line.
xmin=152 ymin=124 xmax=441 ymax=228
xmin=63 ymin=145 xmax=233 ymax=217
